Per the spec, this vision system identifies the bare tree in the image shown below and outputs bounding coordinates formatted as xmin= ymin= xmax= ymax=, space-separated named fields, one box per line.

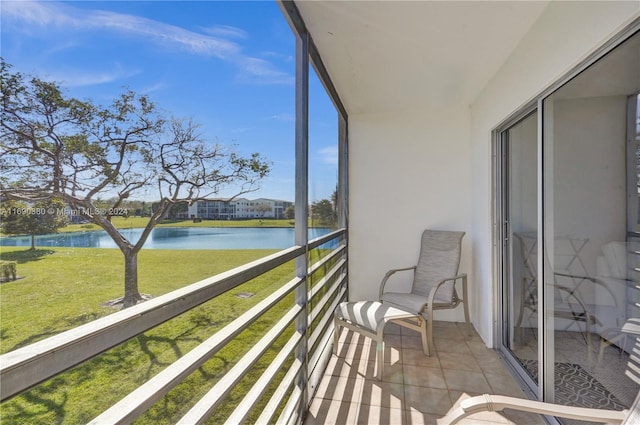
xmin=255 ymin=203 xmax=272 ymax=219
xmin=0 ymin=60 xmax=270 ymax=307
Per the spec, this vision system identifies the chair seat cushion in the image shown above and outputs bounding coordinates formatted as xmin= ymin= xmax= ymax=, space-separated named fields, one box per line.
xmin=335 ymin=301 xmax=415 ymax=332
xmin=380 ymin=292 xmax=429 ymax=315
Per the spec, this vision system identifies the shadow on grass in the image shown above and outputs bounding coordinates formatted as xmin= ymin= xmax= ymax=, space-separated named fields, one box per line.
xmin=7 ymin=312 xmax=104 ymax=352
xmin=3 ymin=389 xmax=69 ymax=425
xmin=1 ymin=295 xmax=254 ymax=423
xmin=135 ymin=311 xmax=229 ymax=381
xmin=64 ymin=312 xmax=102 ymax=327
xmin=136 ymin=334 xmax=186 ymax=380
xmin=2 ymin=336 xmax=144 ymax=424
xmin=9 ymin=330 xmax=62 ymax=352
xmin=0 ymin=249 xmax=55 ymax=264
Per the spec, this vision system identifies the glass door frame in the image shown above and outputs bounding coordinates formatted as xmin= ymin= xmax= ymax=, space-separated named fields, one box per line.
xmin=494 ymin=103 xmax=542 ymax=399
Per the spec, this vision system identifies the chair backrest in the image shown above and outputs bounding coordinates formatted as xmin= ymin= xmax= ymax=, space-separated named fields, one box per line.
xmin=412 ymin=230 xmax=465 ymax=303
xmin=623 ymin=334 xmax=640 ymax=424
xmin=625 ymin=332 xmax=640 ymax=384
xmin=623 ymin=389 xmax=640 ymax=424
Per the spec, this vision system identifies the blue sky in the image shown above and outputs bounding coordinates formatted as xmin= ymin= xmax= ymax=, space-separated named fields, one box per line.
xmin=1 ymin=0 xmax=338 ymax=203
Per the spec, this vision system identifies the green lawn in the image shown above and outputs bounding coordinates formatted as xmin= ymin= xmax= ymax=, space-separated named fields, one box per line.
xmin=0 ymin=246 xmax=297 ymax=424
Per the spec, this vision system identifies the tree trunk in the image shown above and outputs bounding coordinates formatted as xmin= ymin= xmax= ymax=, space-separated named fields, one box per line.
xmin=30 ymin=234 xmax=36 ymax=250
xmin=123 ymin=251 xmax=143 ymax=308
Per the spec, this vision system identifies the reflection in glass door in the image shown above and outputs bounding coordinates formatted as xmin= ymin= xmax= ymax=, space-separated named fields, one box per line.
xmin=499 ymin=110 xmax=539 ymax=387
xmin=496 ymin=27 xmax=640 ymax=419
xmin=541 ymin=31 xmax=640 ymax=414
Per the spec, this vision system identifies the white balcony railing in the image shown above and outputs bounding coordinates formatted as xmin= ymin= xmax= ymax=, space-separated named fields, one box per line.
xmin=0 ymin=228 xmax=347 ymax=424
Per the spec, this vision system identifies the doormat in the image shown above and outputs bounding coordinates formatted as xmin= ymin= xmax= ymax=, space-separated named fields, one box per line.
xmin=520 ymin=360 xmax=626 ymax=410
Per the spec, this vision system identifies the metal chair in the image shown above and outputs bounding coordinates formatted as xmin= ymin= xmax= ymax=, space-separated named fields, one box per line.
xmin=513 ymin=233 xmax=623 ymax=361
xmin=379 ymin=229 xmax=470 ymax=355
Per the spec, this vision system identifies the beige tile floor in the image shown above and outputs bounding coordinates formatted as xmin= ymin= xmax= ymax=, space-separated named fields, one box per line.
xmin=305 ymin=321 xmax=547 ymax=425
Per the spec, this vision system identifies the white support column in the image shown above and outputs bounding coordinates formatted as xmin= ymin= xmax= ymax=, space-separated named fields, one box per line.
xmin=294 ymin=28 xmax=309 ymax=423
xmin=338 ymin=113 xmax=348 ymax=230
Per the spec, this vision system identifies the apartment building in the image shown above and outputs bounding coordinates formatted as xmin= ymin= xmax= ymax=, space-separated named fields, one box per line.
xmin=188 ymin=198 xmax=293 ymax=220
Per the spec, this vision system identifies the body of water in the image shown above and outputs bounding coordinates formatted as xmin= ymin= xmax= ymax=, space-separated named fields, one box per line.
xmin=0 ymin=227 xmax=333 ymax=250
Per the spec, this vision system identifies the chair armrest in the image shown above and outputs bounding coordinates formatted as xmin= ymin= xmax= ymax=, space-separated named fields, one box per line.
xmin=427 ymin=274 xmax=468 ymax=307
xmin=437 ymin=394 xmax=627 ymax=425
xmin=379 ymin=266 xmax=416 ymax=299
xmin=555 ymin=272 xmax=620 ymax=307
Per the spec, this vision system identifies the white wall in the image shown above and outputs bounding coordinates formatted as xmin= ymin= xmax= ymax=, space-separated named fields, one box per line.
xmin=469 ymin=2 xmax=639 ymax=346
xmin=550 ymin=95 xmax=628 ymax=334
xmin=551 ymin=96 xmax=628 ymax=276
xmin=348 ymin=104 xmax=472 ymax=323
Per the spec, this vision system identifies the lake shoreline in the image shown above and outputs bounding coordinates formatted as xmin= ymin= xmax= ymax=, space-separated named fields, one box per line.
xmin=0 ymin=226 xmax=333 ymax=250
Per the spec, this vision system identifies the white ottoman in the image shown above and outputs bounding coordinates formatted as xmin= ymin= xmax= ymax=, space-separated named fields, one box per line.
xmin=334 ymin=301 xmax=417 ymax=380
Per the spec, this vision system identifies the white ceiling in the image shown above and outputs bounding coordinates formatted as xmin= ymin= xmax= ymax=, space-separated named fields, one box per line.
xmin=295 ymin=1 xmax=551 ymax=115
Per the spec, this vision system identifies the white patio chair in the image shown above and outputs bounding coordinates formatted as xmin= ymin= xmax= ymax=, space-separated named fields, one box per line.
xmin=379 ymin=229 xmax=470 ymax=355
xmin=513 ymin=233 xmax=626 ymax=362
xmin=438 ymin=330 xmax=640 ymax=424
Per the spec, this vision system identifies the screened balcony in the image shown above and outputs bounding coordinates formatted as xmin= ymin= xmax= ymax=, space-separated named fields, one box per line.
xmin=2 ymin=1 xmax=639 ymax=424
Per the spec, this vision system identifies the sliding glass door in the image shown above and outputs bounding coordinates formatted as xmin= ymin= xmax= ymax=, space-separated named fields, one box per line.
xmin=541 ymin=30 xmax=640 ymax=408
xmin=498 ymin=110 xmax=540 ymax=389
xmin=497 ymin=28 xmax=640 ymax=419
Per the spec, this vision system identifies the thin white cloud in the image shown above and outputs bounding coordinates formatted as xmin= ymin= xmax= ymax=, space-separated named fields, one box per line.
xmin=261 ymin=51 xmax=294 ymax=63
xmin=1 ymin=1 xmax=69 ymax=27
xmin=143 ymin=81 xmax=168 ymax=94
xmin=238 ymin=57 xmax=294 ymax=85
xmin=3 ymin=1 xmax=292 ymax=84
xmin=317 ymin=146 xmax=338 ymax=165
xmin=269 ymin=113 xmax=295 ymax=122
xmin=203 ymin=25 xmax=248 ymax=40
xmin=44 ymin=67 xmax=141 ymax=87
xmin=43 ymin=41 xmax=80 ymax=56
xmin=91 ymin=11 xmax=238 ymax=59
